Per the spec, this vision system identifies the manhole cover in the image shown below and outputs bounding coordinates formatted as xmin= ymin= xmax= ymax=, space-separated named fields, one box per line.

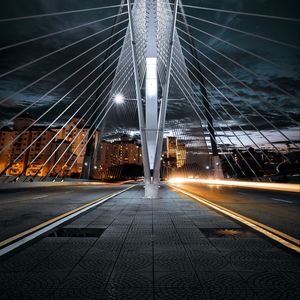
xmin=49 ymin=228 xmax=105 ymax=238
xmin=199 ymin=228 xmax=257 ymax=238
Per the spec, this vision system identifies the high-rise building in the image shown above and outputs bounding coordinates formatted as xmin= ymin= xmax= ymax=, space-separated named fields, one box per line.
xmin=0 ymin=114 xmax=99 ymax=177
xmin=166 ymin=136 xmax=186 ymax=169
xmin=51 ymin=116 xmax=92 ymax=174
xmin=176 ymin=142 xmax=186 ymax=168
xmin=97 ymin=134 xmax=142 ymax=179
xmin=22 ymin=127 xmax=56 ymax=176
xmin=0 ymin=126 xmax=13 ymax=173
xmin=49 ymin=140 xmax=75 ymax=177
xmin=167 ymin=137 xmax=177 ymax=159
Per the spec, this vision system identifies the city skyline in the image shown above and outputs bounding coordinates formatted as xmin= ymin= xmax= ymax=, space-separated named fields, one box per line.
xmin=0 ymin=113 xmax=190 ymax=179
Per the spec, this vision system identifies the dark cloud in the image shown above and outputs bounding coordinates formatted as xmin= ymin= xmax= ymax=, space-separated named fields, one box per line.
xmin=0 ymin=0 xmax=299 ymax=151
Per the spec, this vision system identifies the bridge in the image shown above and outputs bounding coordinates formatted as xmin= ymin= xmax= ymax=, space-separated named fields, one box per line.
xmin=0 ymin=0 xmax=299 ymax=299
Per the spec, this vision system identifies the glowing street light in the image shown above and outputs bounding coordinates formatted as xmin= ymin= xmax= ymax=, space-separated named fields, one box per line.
xmin=114 ymin=93 xmax=124 ymax=104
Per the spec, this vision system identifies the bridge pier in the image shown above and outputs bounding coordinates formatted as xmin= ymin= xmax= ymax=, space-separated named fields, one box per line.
xmin=144 ymin=181 xmax=160 ymax=199
xmin=212 ymin=155 xmax=224 ymax=179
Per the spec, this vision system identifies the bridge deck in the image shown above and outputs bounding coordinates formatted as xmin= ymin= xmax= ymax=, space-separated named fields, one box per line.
xmin=1 ymin=186 xmax=299 ymax=299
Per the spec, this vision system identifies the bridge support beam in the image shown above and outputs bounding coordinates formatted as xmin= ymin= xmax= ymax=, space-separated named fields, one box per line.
xmin=152 ymin=0 xmax=179 ymax=192
xmin=128 ymin=0 xmax=178 ymax=198
xmin=127 ymin=0 xmax=152 ymax=191
xmin=144 ymin=1 xmax=159 ymax=198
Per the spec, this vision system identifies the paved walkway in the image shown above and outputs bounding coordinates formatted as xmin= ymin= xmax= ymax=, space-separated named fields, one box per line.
xmin=1 ymin=186 xmax=299 ymax=299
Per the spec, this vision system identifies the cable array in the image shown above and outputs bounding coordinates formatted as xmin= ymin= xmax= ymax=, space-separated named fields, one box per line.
xmin=0 ymin=0 xmax=298 ymax=181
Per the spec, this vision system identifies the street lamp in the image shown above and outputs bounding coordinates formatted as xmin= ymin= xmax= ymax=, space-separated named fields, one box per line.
xmin=114 ymin=93 xmax=125 ymax=104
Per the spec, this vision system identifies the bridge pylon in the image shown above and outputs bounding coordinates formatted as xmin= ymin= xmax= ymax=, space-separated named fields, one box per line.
xmin=111 ymin=0 xmax=222 ymax=197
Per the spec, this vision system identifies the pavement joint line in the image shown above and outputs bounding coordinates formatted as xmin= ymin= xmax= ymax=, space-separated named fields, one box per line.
xmin=0 ymin=185 xmax=135 ymax=257
xmin=170 ymin=184 xmax=300 ymax=254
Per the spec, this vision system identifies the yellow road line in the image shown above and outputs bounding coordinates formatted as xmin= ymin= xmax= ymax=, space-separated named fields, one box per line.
xmin=0 ymin=185 xmax=134 ymax=251
xmin=171 ymin=185 xmax=300 ymax=254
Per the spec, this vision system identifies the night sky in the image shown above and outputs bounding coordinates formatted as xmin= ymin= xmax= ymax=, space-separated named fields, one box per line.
xmin=0 ymin=0 xmax=299 ymax=151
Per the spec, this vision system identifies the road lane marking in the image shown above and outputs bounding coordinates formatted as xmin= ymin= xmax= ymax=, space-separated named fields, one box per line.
xmin=0 ymin=194 xmax=50 ymax=204
xmin=64 ymin=190 xmax=73 ymax=194
xmin=171 ymin=185 xmax=300 ymax=254
xmin=238 ymin=192 xmax=248 ymax=195
xmin=0 ymin=185 xmax=135 ymax=256
xmin=32 ymin=194 xmax=48 ymax=199
xmin=0 ymin=198 xmax=31 ymax=205
xmin=271 ymin=198 xmax=293 ymax=204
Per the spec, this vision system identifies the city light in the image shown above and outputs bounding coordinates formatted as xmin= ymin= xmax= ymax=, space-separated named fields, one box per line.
xmin=114 ymin=93 xmax=125 ymax=104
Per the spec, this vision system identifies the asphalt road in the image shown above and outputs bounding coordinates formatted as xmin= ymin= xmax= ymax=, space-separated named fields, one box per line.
xmin=0 ymin=184 xmax=131 ymax=241
xmin=1 ymin=182 xmax=299 ymax=248
xmin=171 ymin=182 xmax=300 ymax=240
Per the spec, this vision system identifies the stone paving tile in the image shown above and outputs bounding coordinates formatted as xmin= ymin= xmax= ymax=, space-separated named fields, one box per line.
xmin=0 ymin=186 xmax=299 ymax=300
xmin=196 ymin=271 xmax=260 ymax=300
xmin=52 ymin=272 xmax=107 ymax=300
xmin=239 ymin=271 xmax=300 ymax=300
xmin=1 ymin=271 xmax=67 ymax=300
xmin=154 ymin=272 xmax=206 ymax=299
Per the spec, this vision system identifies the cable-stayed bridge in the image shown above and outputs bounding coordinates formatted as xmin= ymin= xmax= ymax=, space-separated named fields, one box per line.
xmin=0 ymin=1 xmax=299 ymax=297
xmin=0 ymin=0 xmax=299 ymax=190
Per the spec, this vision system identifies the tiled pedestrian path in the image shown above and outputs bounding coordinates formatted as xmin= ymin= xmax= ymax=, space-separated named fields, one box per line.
xmin=0 ymin=186 xmax=299 ymax=299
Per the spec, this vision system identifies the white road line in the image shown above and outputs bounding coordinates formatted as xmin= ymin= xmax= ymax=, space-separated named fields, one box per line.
xmin=238 ymin=192 xmax=248 ymax=195
xmin=32 ymin=194 xmax=49 ymax=199
xmin=0 ymin=194 xmax=49 ymax=204
xmin=64 ymin=190 xmax=73 ymax=194
xmin=0 ymin=185 xmax=134 ymax=256
xmin=271 ymin=198 xmax=293 ymax=204
xmin=0 ymin=198 xmax=28 ymax=205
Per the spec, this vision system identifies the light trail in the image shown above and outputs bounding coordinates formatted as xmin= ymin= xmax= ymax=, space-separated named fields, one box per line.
xmin=168 ymin=178 xmax=300 ymax=193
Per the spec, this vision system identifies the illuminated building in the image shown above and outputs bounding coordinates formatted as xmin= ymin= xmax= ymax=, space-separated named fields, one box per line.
xmin=49 ymin=140 xmax=75 ymax=177
xmin=22 ymin=127 xmax=56 ymax=176
xmin=0 ymin=127 xmax=13 ymax=173
xmin=0 ymin=114 xmax=100 ymax=177
xmin=176 ymin=142 xmax=186 ymax=168
xmin=97 ymin=134 xmax=142 ymax=179
xmin=167 ymin=137 xmax=177 ymax=159
xmin=52 ymin=116 xmax=96 ymax=174
xmin=166 ymin=137 xmax=186 ymax=169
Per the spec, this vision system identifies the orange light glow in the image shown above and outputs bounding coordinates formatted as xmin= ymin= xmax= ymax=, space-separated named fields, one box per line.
xmin=168 ymin=178 xmax=300 ymax=193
